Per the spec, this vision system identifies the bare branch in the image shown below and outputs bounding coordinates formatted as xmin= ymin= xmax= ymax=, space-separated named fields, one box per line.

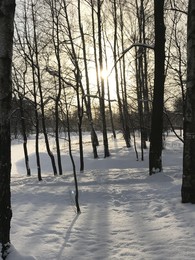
xmin=165 ymin=8 xmax=187 ymax=15
xmin=108 ymin=43 xmax=154 ymax=77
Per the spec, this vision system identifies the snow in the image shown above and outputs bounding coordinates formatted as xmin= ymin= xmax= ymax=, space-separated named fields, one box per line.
xmin=8 ymin=132 xmax=195 ymax=259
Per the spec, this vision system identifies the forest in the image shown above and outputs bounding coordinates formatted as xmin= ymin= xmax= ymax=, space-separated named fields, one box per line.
xmin=1 ymin=0 xmax=195 ymax=259
xmin=12 ymin=0 xmax=186 ymax=173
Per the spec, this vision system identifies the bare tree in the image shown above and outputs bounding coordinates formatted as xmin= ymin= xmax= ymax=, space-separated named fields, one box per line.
xmin=62 ymin=0 xmax=85 ymax=171
xmin=31 ymin=1 xmax=58 ymax=175
xmin=181 ymin=0 xmax=195 ymax=203
xmin=48 ymin=0 xmax=63 ymax=175
xmin=64 ymin=91 xmax=81 ymax=214
xmin=165 ymin=1 xmax=187 ymax=117
xmin=112 ymin=0 xmax=131 ymax=148
xmin=14 ymin=2 xmax=43 ymax=180
xmin=0 ymin=0 xmax=15 ymax=258
xmin=12 ymin=64 xmax=31 ymax=177
xmin=97 ymin=0 xmax=110 ymax=157
xmin=149 ymin=0 xmax=165 ymax=175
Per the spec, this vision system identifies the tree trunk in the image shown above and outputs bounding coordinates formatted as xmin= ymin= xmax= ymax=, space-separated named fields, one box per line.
xmin=65 ymin=94 xmax=81 ymax=214
xmin=103 ymin=41 xmax=116 ymax=139
xmin=31 ymin=2 xmax=57 ymax=176
xmin=181 ymin=0 xmax=195 ymax=203
xmin=12 ymin=64 xmax=31 ymax=177
xmin=15 ymin=9 xmax=42 ymax=181
xmin=0 ymin=0 xmax=15 ymax=257
xmin=62 ymin=0 xmax=85 ymax=171
xmin=119 ymin=3 xmax=131 ymax=148
xmin=19 ymin=96 xmax=31 ymax=176
xmin=50 ymin=0 xmax=63 ymax=175
xmin=135 ymin=48 xmax=145 ymax=160
xmin=149 ymin=0 xmax=165 ymax=175
xmin=31 ymin=61 xmax=42 ymax=181
xmin=76 ymin=81 xmax=84 ymax=172
xmin=135 ymin=0 xmax=149 ymax=153
xmin=112 ymin=0 xmax=131 ymax=148
xmin=78 ymin=0 xmax=99 ymax=158
xmin=97 ymin=0 xmax=110 ymax=158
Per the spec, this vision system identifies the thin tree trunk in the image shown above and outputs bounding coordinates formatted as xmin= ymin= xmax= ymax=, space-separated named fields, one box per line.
xmin=31 ymin=2 xmax=57 ymax=176
xmin=19 ymin=96 xmax=31 ymax=176
xmin=15 ymin=7 xmax=42 ymax=180
xmin=64 ymin=93 xmax=81 ymax=214
xmin=12 ymin=65 xmax=31 ymax=177
xmin=119 ymin=2 xmax=131 ymax=148
xmin=31 ymin=61 xmax=42 ymax=181
xmin=113 ymin=0 xmax=131 ymax=148
xmin=0 ymin=0 xmax=15 ymax=257
xmin=50 ymin=0 xmax=63 ymax=175
xmin=78 ymin=0 xmax=99 ymax=158
xmin=141 ymin=0 xmax=150 ymax=141
xmin=103 ymin=33 xmax=116 ymax=139
xmin=135 ymin=48 xmax=145 ymax=160
xmin=135 ymin=0 xmax=148 ymax=152
xmin=76 ymin=80 xmax=84 ymax=172
xmin=97 ymin=0 xmax=110 ymax=158
xmin=62 ymin=0 xmax=84 ymax=171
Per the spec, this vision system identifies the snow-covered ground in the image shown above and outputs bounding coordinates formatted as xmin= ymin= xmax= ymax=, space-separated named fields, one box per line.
xmin=9 ymin=132 xmax=195 ymax=259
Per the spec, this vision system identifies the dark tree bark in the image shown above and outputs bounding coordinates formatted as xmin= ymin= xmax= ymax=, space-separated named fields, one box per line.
xmin=78 ymin=0 xmax=99 ymax=159
xmin=103 ymin=35 xmax=116 ymax=139
xmin=14 ymin=13 xmax=42 ymax=181
xmin=62 ymin=0 xmax=84 ymax=171
xmin=119 ymin=2 xmax=131 ymax=148
xmin=149 ymin=0 xmax=165 ymax=175
xmin=135 ymin=48 xmax=145 ymax=160
xmin=19 ymin=95 xmax=31 ymax=176
xmin=64 ymin=93 xmax=81 ymax=214
xmin=50 ymin=0 xmax=63 ymax=175
xmin=31 ymin=59 xmax=42 ymax=181
xmin=12 ymin=65 xmax=31 ymax=177
xmin=88 ymin=2 xmax=102 ymax=156
xmin=0 ymin=0 xmax=15 ymax=258
xmin=31 ymin=2 xmax=57 ymax=176
xmin=135 ymin=0 xmax=150 ymax=153
xmin=112 ymin=0 xmax=131 ymax=148
xmin=181 ymin=0 xmax=195 ymax=203
xmin=97 ymin=0 xmax=110 ymax=158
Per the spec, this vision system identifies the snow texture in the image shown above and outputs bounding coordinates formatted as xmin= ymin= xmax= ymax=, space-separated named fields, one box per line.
xmin=8 ymin=132 xmax=195 ymax=259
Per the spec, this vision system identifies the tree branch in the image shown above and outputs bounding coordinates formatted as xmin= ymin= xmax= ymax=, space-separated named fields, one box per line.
xmin=108 ymin=43 xmax=154 ymax=77
xmin=164 ymin=110 xmax=184 ymax=143
xmin=165 ymin=8 xmax=187 ymax=15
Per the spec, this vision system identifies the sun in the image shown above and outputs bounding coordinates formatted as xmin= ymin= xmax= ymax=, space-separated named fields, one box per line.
xmin=87 ymin=65 xmax=117 ymax=100
xmin=100 ymin=68 xmax=108 ymax=80
xmin=100 ymin=68 xmax=117 ymax=100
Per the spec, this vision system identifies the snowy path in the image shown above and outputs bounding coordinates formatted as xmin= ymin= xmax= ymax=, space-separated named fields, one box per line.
xmin=10 ymin=134 xmax=195 ymax=259
xmin=10 ymin=167 xmax=195 ymax=260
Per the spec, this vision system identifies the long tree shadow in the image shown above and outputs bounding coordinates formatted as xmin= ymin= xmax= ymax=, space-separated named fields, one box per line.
xmin=57 ymin=213 xmax=80 ymax=259
xmin=59 ymin=169 xmax=112 ymax=259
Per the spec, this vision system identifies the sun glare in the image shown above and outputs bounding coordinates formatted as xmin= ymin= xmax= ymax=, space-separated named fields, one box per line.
xmin=88 ymin=66 xmax=117 ymax=100
xmin=100 ymin=68 xmax=108 ymax=80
